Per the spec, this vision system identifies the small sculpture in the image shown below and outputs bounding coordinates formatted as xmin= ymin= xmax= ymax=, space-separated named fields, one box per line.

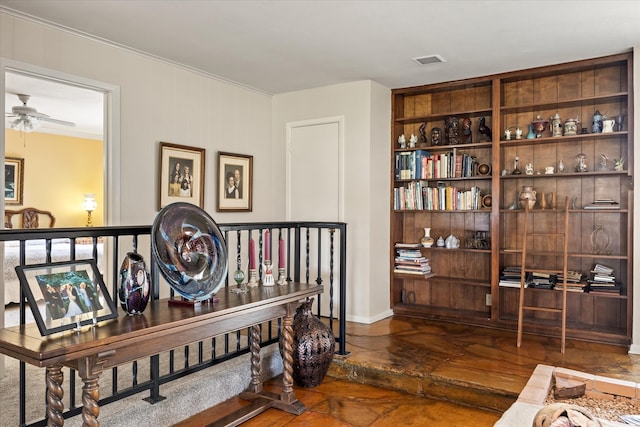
xmin=418 ymin=122 xmax=428 ymax=146
xmin=430 ymin=127 xmax=442 ymax=146
xmin=614 ymin=157 xmax=624 ymax=171
xmin=409 ymin=133 xmax=418 ymax=148
xmin=445 ymin=116 xmax=460 ymax=145
xmin=398 ymin=134 xmax=406 ymax=149
xmin=599 ymin=154 xmax=608 ymax=170
xmin=478 ymin=116 xmax=492 ymax=142
xmin=515 ymin=127 xmax=523 ymax=139
xmin=525 ymin=163 xmax=534 ymax=175
xmin=461 ymin=117 xmax=472 ymax=144
xmin=504 ymin=128 xmax=511 ymax=140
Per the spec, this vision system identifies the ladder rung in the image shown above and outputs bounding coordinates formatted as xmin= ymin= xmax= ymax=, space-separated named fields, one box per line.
xmin=522 ymin=305 xmax=563 ymax=313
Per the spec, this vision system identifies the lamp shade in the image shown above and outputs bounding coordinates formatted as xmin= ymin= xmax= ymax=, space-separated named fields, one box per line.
xmin=82 ymin=194 xmax=97 ymax=212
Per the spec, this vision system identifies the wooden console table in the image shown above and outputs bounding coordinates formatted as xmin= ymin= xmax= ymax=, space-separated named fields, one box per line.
xmin=0 ymin=282 xmax=323 ymax=427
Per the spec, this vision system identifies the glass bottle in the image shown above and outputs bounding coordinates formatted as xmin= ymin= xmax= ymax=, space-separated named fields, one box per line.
xmin=512 ymin=156 xmax=522 ymax=175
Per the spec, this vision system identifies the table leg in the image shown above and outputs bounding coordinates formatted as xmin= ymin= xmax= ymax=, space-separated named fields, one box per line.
xmin=247 ymin=324 xmax=262 ymax=393
xmin=280 ymin=305 xmax=295 ymax=404
xmin=45 ymin=363 xmax=65 ymax=427
xmin=76 ymin=351 xmax=113 ymax=427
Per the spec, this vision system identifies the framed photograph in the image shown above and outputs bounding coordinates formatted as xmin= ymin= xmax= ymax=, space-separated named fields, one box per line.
xmin=15 ymin=259 xmax=118 ymax=336
xmin=217 ymin=152 xmax=253 ymax=212
xmin=5 ymin=157 xmax=24 ymax=206
xmin=158 ymin=142 xmax=206 ymax=209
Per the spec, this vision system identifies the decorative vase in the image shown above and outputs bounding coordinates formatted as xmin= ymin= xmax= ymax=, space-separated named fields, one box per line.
xmin=519 ymin=186 xmax=537 ymax=210
xmin=290 ymin=298 xmax=335 ymax=388
xmin=526 ymin=124 xmax=536 ymax=139
xmin=592 ymin=110 xmax=604 ymax=133
xmin=420 ymin=227 xmax=435 ymax=248
xmin=119 ymin=252 xmax=151 ymax=315
xmin=436 ymin=236 xmax=445 ymax=247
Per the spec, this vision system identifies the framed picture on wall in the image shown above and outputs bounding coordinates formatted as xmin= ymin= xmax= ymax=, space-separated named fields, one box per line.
xmin=217 ymin=152 xmax=253 ymax=212
xmin=158 ymin=142 xmax=206 ymax=209
xmin=5 ymin=157 xmax=24 ymax=206
xmin=15 ymin=259 xmax=118 ymax=336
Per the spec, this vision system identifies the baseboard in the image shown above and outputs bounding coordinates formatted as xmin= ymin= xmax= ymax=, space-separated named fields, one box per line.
xmin=346 ymin=309 xmax=393 ymax=324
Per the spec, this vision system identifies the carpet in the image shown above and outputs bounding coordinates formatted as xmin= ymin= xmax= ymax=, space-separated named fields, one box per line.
xmin=0 ymin=342 xmax=283 ymax=426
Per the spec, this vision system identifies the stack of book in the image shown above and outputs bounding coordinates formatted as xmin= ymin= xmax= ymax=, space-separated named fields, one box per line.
xmin=393 ymin=243 xmax=431 ymax=276
xmin=584 ymin=199 xmax=620 ymax=210
xmin=554 ymin=270 xmax=587 ymax=292
xmin=586 ymin=263 xmax=621 ymax=294
xmin=499 ymin=266 xmax=522 ymax=288
xmin=526 ymin=271 xmax=555 ymax=289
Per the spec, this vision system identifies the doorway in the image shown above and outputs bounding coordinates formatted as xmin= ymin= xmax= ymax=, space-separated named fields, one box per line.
xmin=4 ymin=71 xmax=105 ymax=226
xmin=286 ymin=116 xmax=344 ymax=317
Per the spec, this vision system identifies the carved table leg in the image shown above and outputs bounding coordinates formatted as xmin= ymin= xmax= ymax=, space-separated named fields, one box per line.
xmin=45 ymin=363 xmax=65 ymax=427
xmin=247 ymin=324 xmax=262 ymax=393
xmin=76 ymin=351 xmax=113 ymax=427
xmin=280 ymin=306 xmax=295 ymax=404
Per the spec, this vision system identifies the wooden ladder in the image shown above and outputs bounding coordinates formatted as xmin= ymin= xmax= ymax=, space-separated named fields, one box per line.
xmin=516 ymin=196 xmax=570 ymax=353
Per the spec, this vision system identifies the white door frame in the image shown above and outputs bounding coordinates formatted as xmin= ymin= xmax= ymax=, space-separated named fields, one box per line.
xmin=285 ymin=115 xmax=345 ymax=222
xmin=0 ymin=57 xmax=121 ymax=225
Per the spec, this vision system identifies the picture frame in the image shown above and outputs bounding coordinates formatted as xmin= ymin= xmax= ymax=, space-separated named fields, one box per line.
xmin=217 ymin=151 xmax=253 ymax=212
xmin=15 ymin=259 xmax=118 ymax=336
xmin=5 ymin=157 xmax=24 ymax=206
xmin=158 ymin=142 xmax=206 ymax=210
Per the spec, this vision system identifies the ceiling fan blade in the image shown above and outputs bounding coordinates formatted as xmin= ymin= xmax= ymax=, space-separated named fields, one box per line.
xmin=38 ymin=116 xmax=76 ymax=127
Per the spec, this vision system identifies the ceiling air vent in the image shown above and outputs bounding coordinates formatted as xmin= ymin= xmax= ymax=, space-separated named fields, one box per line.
xmin=412 ymin=54 xmax=446 ymax=65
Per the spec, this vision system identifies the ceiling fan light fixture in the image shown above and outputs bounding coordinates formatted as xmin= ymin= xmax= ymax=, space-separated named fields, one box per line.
xmin=10 ymin=115 xmax=40 ymax=133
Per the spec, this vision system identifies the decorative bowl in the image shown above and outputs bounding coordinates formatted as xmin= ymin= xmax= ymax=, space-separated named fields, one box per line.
xmin=531 ymin=117 xmax=549 ymax=138
xmin=151 ymin=202 xmax=228 ymax=301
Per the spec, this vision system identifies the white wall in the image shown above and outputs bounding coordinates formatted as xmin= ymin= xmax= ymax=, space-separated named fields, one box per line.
xmin=0 ymin=12 xmax=391 ymax=327
xmin=272 ymin=80 xmax=391 ymax=323
xmin=0 ymin=12 xmax=275 ymax=225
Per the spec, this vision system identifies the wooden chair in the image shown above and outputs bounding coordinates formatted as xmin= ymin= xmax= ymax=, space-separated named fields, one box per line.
xmin=4 ymin=207 xmax=56 ymax=229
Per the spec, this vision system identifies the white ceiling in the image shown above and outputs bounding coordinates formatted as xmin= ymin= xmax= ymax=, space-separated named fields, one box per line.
xmin=2 ymin=1 xmax=640 ymax=137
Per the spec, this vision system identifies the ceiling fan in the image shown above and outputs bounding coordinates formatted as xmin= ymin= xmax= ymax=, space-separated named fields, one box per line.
xmin=6 ymin=93 xmax=76 ymax=132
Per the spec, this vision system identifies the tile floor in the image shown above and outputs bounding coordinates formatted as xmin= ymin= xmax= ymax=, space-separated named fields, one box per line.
xmin=176 ymin=316 xmax=640 ymax=426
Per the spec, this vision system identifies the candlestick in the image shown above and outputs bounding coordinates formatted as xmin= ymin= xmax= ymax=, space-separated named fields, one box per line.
xmin=279 ymin=238 xmax=285 ymax=268
xmin=262 ymin=260 xmax=274 ymax=286
xmin=264 ymin=230 xmax=270 ymax=260
xmin=276 ymin=267 xmax=287 ymax=285
xmin=247 ymin=268 xmax=258 ymax=287
xmin=249 ymin=239 xmax=256 ymax=269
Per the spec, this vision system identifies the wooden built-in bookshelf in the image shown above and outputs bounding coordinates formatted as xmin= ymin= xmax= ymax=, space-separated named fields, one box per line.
xmin=390 ymin=53 xmax=634 ymax=346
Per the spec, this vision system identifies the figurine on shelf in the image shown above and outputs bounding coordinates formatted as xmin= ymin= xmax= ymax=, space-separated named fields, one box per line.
xmin=515 ymin=127 xmax=523 ymax=139
xmin=504 ymin=128 xmax=511 ymax=141
xmin=445 ymin=116 xmax=460 ymax=145
xmin=525 ymin=163 xmax=534 ymax=175
xmin=398 ymin=134 xmax=406 ymax=149
xmin=614 ymin=156 xmax=625 ymax=171
xmin=430 ymin=127 xmax=442 ymax=146
xmin=478 ymin=116 xmax=492 ymax=142
xmin=461 ymin=117 xmax=472 ymax=144
xmin=409 ymin=133 xmax=418 ymax=148
xmin=599 ymin=154 xmax=608 ymax=170
xmin=418 ymin=122 xmax=429 ymax=147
